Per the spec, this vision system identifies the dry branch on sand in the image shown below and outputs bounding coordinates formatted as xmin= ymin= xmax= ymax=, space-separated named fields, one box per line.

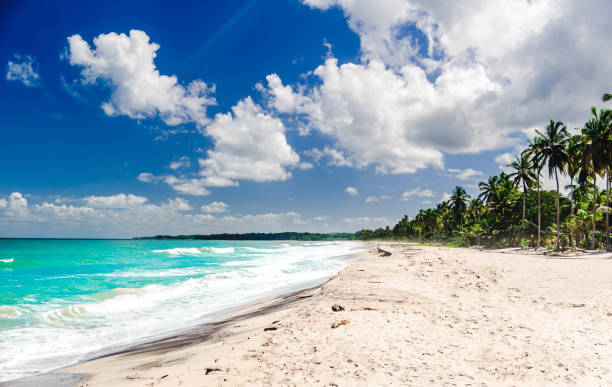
xmin=331 ymin=320 xmax=349 ymax=329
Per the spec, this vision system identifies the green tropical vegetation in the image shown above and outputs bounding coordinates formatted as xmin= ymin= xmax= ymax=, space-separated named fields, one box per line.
xmin=357 ymin=95 xmax=612 ymax=251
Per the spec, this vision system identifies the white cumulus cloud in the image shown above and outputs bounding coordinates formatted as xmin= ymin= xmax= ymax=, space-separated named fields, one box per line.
xmin=200 ymin=201 xmax=229 ymax=213
xmin=67 ymin=30 xmax=215 ymax=127
xmin=84 ymin=193 xmax=148 ymax=208
xmin=447 ymin=168 xmax=483 ymax=181
xmin=401 ymin=187 xmax=435 ymax=200
xmin=304 ymin=146 xmax=353 ymax=167
xmin=162 ymin=176 xmax=211 ymax=196
xmin=494 ymin=152 xmax=515 ymax=172
xmin=137 ymin=172 xmax=156 ymax=183
xmin=162 ymin=197 xmax=192 ymax=212
xmin=8 ymin=192 xmax=28 ymax=209
xmin=66 ymin=30 xmax=305 ymax=192
xmin=197 ymin=97 xmax=301 ymax=186
xmin=260 ymin=0 xmax=612 ymax=176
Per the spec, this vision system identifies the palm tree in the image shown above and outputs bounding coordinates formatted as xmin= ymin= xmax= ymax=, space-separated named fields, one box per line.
xmin=468 ymin=198 xmax=485 ymax=223
xmin=534 ymin=120 xmax=570 ymax=250
xmin=508 ymin=153 xmax=537 ymax=222
xmin=565 ymin=135 xmax=583 ymax=247
xmin=566 ymin=135 xmax=582 ymax=212
xmin=449 ymin=186 xmax=470 ymax=231
xmin=478 ymin=175 xmax=499 ymax=204
xmin=523 ymin=138 xmax=544 ymax=248
xmin=597 ymin=109 xmax=612 ymax=251
xmin=576 ymin=202 xmax=593 ymax=246
xmin=602 ymin=92 xmax=612 ymax=250
xmin=581 ymin=108 xmax=612 ymax=250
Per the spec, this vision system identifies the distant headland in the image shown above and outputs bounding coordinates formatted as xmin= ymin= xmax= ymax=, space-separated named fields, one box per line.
xmin=134 ymin=232 xmax=357 ymax=241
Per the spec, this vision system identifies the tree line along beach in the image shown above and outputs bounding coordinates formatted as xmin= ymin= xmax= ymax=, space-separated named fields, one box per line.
xmin=358 ymin=94 xmax=612 ymax=254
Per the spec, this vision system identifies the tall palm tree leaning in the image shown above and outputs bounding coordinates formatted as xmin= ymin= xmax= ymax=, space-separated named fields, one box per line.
xmin=534 ymin=120 xmax=570 ymax=250
xmin=449 ymin=186 xmax=470 ymax=231
xmin=523 ymin=139 xmax=544 ymax=248
xmin=508 ymin=153 xmax=537 ymax=224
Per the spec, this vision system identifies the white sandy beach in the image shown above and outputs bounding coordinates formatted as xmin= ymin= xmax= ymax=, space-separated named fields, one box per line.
xmin=58 ymin=244 xmax=612 ymax=386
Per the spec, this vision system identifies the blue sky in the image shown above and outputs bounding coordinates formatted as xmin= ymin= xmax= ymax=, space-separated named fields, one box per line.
xmin=2 ymin=0 xmax=612 ymax=237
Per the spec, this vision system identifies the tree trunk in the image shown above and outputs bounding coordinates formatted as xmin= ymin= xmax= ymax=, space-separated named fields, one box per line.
xmin=522 ymin=182 xmax=526 ymax=221
xmin=592 ymin=174 xmax=597 ymax=250
xmin=555 ymin=170 xmax=560 ymax=250
xmin=569 ymin=176 xmax=574 ymax=247
xmin=537 ymin=171 xmax=541 ymax=249
xmin=607 ymin=168 xmax=610 ymax=251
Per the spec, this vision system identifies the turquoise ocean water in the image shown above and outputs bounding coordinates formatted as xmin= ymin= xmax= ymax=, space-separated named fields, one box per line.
xmin=0 ymin=239 xmax=364 ymax=382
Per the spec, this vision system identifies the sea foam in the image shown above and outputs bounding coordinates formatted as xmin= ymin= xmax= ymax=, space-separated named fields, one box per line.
xmin=153 ymin=246 xmax=235 ymax=256
xmin=0 ymin=240 xmax=364 ymax=382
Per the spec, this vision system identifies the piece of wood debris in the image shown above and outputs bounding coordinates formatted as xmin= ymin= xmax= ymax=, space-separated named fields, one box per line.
xmin=331 ymin=319 xmax=350 ymax=329
xmin=296 ymin=294 xmax=313 ymax=299
xmin=350 ymin=307 xmax=377 ymax=311
xmin=205 ymin=368 xmax=223 ymax=375
xmin=377 ymin=247 xmax=392 ymax=257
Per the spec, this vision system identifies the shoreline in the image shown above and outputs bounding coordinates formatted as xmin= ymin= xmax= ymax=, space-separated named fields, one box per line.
xmin=2 ymin=246 xmax=369 ymax=386
xmin=9 ymin=243 xmax=612 ymax=385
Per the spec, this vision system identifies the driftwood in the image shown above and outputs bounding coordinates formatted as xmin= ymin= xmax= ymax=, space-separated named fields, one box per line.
xmin=331 ymin=319 xmax=350 ymax=328
xmin=264 ymin=327 xmax=277 ymax=331
xmin=350 ymin=307 xmax=377 ymax=311
xmin=377 ymin=247 xmax=392 ymax=257
xmin=205 ymin=368 xmax=222 ymax=375
xmin=295 ymin=294 xmax=313 ymax=299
